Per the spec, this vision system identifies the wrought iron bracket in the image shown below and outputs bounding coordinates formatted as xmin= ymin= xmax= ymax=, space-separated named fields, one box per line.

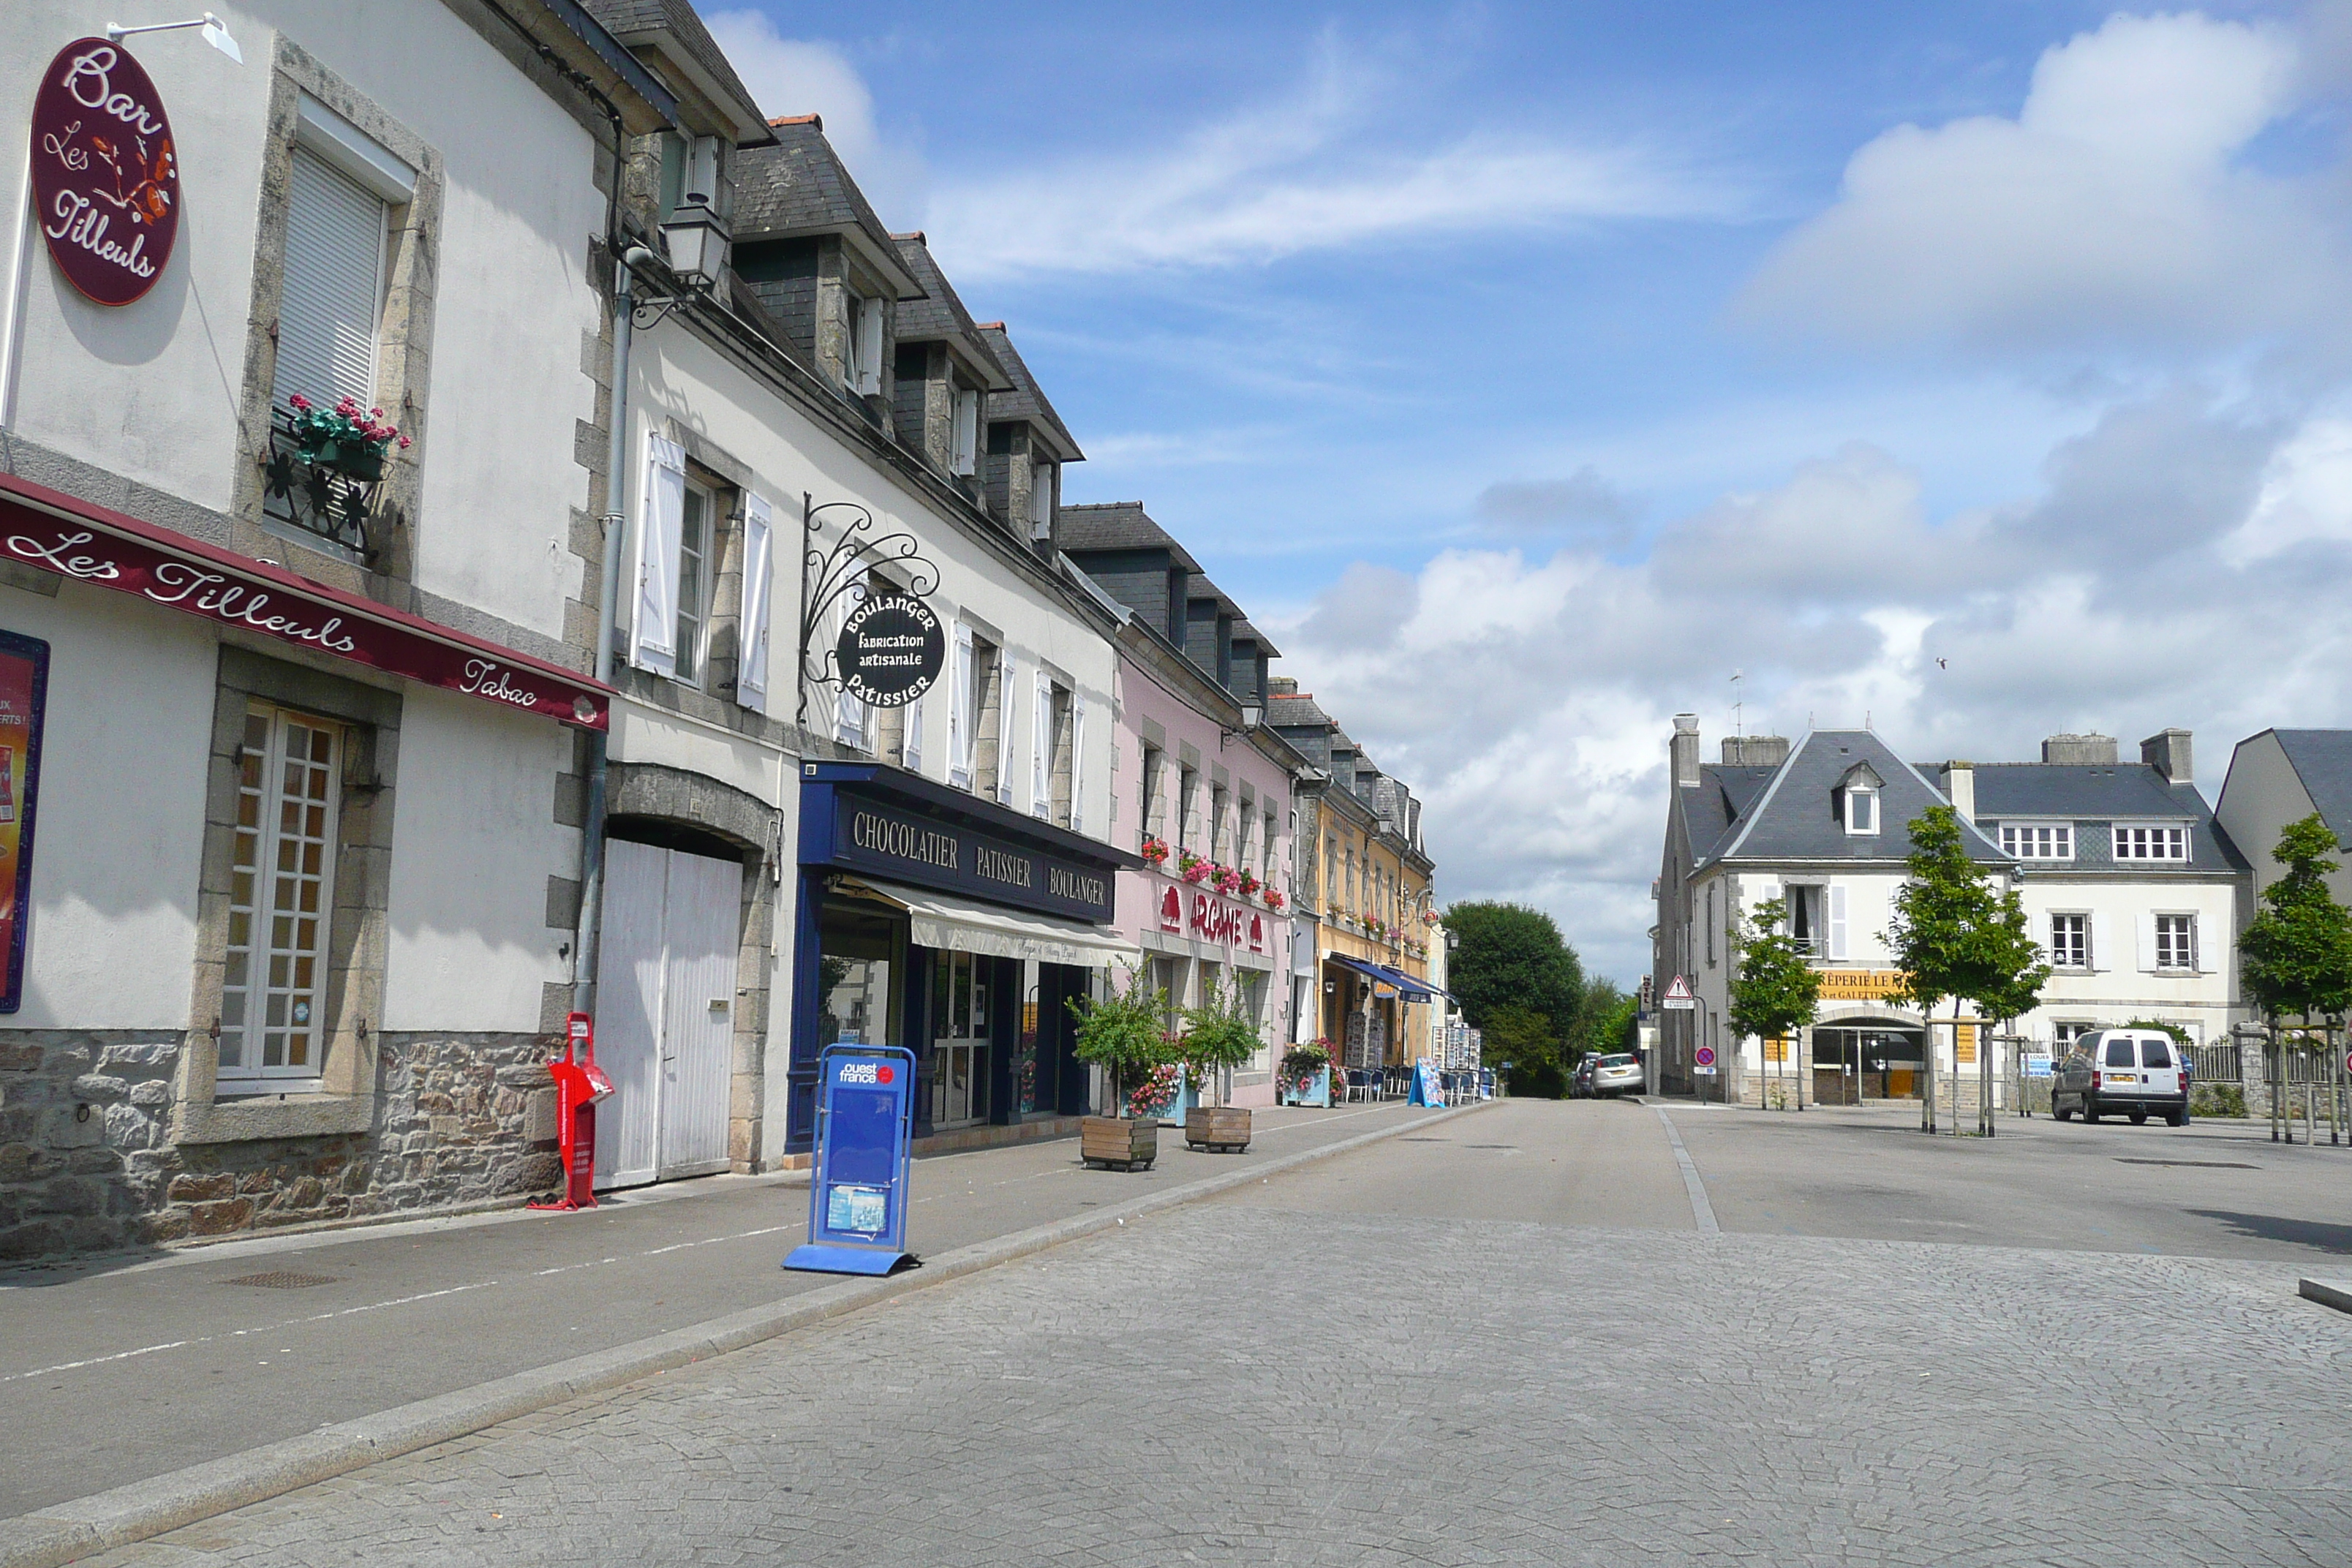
xmin=796 ymin=492 xmax=940 ymax=728
xmin=629 ymin=294 xmax=694 ymax=332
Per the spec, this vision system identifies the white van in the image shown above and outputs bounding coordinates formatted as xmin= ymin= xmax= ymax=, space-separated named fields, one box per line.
xmin=2051 ymin=1029 xmax=2188 ymax=1127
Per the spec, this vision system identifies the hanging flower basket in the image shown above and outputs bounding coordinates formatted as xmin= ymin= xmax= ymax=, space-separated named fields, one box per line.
xmin=1139 ymin=836 xmax=1172 ymax=866
xmin=1237 ymin=870 xmax=1260 ymax=897
xmin=1264 ymin=888 xmax=1286 ymax=911
xmin=1213 ymin=864 xmax=1243 ymax=895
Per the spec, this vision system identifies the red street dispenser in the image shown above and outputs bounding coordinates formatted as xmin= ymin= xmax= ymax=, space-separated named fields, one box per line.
xmin=529 ymin=1011 xmax=612 ymax=1211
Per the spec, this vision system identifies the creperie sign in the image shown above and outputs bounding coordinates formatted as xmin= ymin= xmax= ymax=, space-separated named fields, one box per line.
xmin=1156 ymin=883 xmax=1268 ymax=955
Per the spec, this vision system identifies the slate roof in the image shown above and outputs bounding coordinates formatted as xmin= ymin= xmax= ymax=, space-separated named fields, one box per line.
xmin=2266 ymin=731 xmax=2352 ymax=844
xmin=732 ymin=120 xmax=920 ymax=296
xmin=1700 ymin=730 xmax=2004 ymax=867
xmin=1685 ymin=765 xmax=1779 ymax=864
xmin=973 ymin=325 xmax=1082 ymax=462
xmin=890 ymin=237 xmax=1009 ymax=388
xmin=580 ymin=0 xmax=764 ymax=137
xmin=1231 ymin=617 xmax=1281 ymax=660
xmin=1058 ymin=502 xmax=1203 ymax=570
xmin=1961 ymin=763 xmax=2247 ymax=872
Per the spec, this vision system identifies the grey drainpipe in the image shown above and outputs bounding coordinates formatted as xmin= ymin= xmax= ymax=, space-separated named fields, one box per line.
xmin=573 ymin=249 xmax=652 ymax=1017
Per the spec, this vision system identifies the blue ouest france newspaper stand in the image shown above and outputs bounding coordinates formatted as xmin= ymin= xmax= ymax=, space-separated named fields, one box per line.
xmin=785 ymin=1045 xmax=918 ymax=1276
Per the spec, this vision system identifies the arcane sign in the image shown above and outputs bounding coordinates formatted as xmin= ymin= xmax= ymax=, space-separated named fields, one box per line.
xmin=30 ymin=39 xmax=180 ymax=306
xmin=835 ymin=591 xmax=944 ymax=706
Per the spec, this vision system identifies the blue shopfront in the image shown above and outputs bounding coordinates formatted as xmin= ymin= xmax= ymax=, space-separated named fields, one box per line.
xmin=788 ymin=763 xmax=1141 ymax=1154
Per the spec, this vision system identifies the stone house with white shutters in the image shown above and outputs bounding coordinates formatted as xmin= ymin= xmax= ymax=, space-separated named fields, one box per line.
xmin=0 ymin=0 xmax=676 ymax=1256
xmin=1654 ymin=719 xmax=2247 ymax=1111
xmin=591 ymin=46 xmax=1132 ymax=1169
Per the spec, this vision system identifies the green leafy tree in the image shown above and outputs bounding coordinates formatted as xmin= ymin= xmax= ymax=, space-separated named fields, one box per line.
xmin=1884 ymin=804 xmax=2051 ymax=1035
xmin=1067 ymin=967 xmax=1174 ymax=1116
xmin=1728 ymin=897 xmax=1823 ymax=1054
xmin=1444 ymin=902 xmax=1585 ymax=1095
xmin=1478 ymin=1005 xmax=1563 ymax=1096
xmin=1177 ymin=974 xmax=1265 ymax=1108
xmin=1563 ymin=977 xmax=1634 ymax=1064
xmin=2238 ymin=814 xmax=2352 ymax=1028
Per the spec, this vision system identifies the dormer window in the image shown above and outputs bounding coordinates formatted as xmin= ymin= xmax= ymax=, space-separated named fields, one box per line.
xmin=1846 ymin=788 xmax=1878 ymax=834
xmin=1836 ymin=761 xmax=1883 ymax=836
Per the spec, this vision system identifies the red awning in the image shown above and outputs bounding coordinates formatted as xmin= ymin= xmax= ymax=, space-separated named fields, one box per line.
xmin=0 ymin=474 xmax=609 ymax=730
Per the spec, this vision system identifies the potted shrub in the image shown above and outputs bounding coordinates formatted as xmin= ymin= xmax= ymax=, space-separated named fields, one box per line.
xmin=1179 ymin=976 xmax=1264 ymax=1152
xmin=1069 ymin=969 xmax=1172 ymax=1170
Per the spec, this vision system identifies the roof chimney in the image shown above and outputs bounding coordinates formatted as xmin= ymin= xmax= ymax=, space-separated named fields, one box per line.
xmin=2141 ymin=728 xmax=2193 ymax=785
xmin=1942 ymin=761 xmax=1975 ymax=823
xmin=1721 ymin=735 xmax=1790 ymax=767
xmin=1671 ymin=714 xmax=1700 ymax=788
xmin=2041 ymin=733 xmax=2118 ymax=766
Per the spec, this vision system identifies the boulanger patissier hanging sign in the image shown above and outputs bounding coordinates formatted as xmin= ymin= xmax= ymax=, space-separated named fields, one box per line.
xmin=836 ymin=592 xmax=945 ymax=706
xmin=30 ymin=39 xmax=180 ymax=306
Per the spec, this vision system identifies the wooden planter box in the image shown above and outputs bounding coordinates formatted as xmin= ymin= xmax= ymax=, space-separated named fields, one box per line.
xmin=1184 ymin=1106 xmax=1252 ymax=1153
xmin=1081 ymin=1115 xmax=1158 ymax=1171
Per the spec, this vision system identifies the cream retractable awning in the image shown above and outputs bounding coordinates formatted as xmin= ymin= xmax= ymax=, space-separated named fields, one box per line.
xmin=838 ymin=878 xmax=1142 ymax=969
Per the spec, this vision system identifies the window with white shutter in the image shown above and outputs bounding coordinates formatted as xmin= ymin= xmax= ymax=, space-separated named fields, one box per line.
xmin=1031 ymin=670 xmax=1052 ymax=818
xmin=1826 ymin=883 xmax=1848 ymax=961
xmin=949 ymin=625 xmax=974 ymax=788
xmin=834 ymin=570 xmax=870 ymax=749
xmin=1029 ymin=461 xmax=1055 ymax=539
xmin=633 ymin=435 xmax=685 ymax=676
xmin=272 ymin=145 xmax=388 ymax=415
xmin=952 ymin=388 xmax=981 ymax=476
xmin=1070 ymin=693 xmax=1087 ymax=834
xmin=735 ymin=491 xmax=773 ymax=713
xmin=993 ymin=647 xmax=1016 ymax=802
xmin=902 ymin=692 xmax=924 ymax=773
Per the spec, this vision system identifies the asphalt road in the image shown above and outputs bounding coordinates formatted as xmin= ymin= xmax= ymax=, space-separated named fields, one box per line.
xmin=0 ymin=1101 xmax=1438 ymax=1518
xmin=65 ymin=1096 xmax=2352 ymax=1568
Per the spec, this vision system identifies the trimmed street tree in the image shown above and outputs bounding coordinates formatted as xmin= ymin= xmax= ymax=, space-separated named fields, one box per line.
xmin=1884 ymin=806 xmax=2051 ymax=1134
xmin=1730 ymin=897 xmax=1823 ymax=1109
xmin=2238 ymin=814 xmax=2352 ymax=1130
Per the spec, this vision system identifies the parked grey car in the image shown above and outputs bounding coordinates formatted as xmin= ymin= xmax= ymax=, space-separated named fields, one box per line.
xmin=1588 ymin=1052 xmax=1644 ymax=1098
xmin=2052 ymin=1029 xmax=2187 ymax=1126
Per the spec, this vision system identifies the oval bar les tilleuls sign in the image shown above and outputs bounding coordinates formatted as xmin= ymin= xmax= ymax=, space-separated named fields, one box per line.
xmin=29 ymin=39 xmax=180 ymax=306
xmin=837 ymin=592 xmax=945 ymax=708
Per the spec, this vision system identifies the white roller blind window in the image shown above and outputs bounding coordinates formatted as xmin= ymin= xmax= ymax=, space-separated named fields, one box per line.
xmin=736 ymin=492 xmax=774 ymax=713
xmin=273 ymin=146 xmax=387 ymax=414
xmin=633 ymin=435 xmax=685 ymax=676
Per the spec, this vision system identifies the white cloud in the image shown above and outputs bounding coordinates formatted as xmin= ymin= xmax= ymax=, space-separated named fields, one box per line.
xmin=1738 ymin=12 xmax=2348 ymax=356
xmin=1275 ymin=391 xmax=2352 ymax=987
xmin=704 ymin=10 xmax=927 ymax=223
xmin=924 ymin=47 xmax=1725 ymax=281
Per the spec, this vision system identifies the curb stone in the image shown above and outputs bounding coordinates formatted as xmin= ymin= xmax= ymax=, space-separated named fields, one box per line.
xmin=0 ymin=1098 xmax=1495 ymax=1568
xmin=2301 ymin=1278 xmax=2352 ymax=1316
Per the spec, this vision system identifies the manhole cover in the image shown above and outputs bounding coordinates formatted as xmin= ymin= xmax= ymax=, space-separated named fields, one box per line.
xmin=2113 ymin=1158 xmax=2260 ymax=1170
xmin=219 ymin=1270 xmax=340 ymax=1289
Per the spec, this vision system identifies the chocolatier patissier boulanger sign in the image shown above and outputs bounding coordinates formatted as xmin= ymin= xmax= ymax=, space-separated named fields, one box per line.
xmin=30 ymin=39 xmax=180 ymax=306
xmin=0 ymin=476 xmax=610 ymax=731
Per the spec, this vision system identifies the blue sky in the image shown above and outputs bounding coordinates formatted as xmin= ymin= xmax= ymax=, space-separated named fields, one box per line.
xmin=709 ymin=1 xmax=2352 ymax=986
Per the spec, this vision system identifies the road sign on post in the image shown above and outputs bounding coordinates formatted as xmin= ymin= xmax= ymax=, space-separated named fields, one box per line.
xmin=1662 ymin=975 xmax=1696 ymax=1011
xmin=1694 ymin=1043 xmax=1717 ymax=1074
xmin=785 ymin=1044 xmax=919 ymax=1276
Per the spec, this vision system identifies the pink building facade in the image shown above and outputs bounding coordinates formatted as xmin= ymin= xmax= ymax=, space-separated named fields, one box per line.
xmin=1104 ymin=625 xmax=1300 ymax=1108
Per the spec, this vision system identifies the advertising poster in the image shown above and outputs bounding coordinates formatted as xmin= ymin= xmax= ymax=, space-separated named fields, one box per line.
xmin=0 ymin=631 xmax=49 ymax=1011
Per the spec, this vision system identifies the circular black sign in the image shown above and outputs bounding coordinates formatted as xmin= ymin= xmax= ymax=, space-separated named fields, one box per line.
xmin=837 ymin=592 xmax=944 ymax=707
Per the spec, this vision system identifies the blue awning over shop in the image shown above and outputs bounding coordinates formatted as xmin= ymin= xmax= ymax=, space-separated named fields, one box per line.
xmin=1324 ymin=952 xmax=1453 ymax=1004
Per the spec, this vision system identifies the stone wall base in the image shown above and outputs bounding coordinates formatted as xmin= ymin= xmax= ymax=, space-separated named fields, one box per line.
xmin=0 ymin=1029 xmax=563 ymax=1262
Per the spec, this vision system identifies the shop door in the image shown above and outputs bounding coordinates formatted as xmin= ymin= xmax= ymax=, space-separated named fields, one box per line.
xmin=593 ymin=839 xmax=742 ymax=1188
xmin=930 ymin=950 xmax=990 ymax=1128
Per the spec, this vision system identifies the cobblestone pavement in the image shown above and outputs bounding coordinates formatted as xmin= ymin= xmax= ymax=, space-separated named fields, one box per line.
xmin=86 ymin=1194 xmax=2352 ymax=1565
